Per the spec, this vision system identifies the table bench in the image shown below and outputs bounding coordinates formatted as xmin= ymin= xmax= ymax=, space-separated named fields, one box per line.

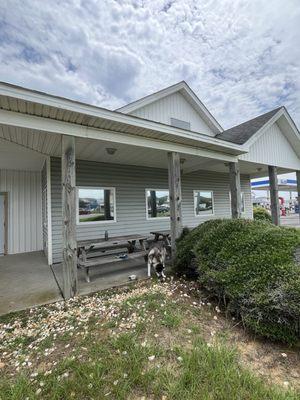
xmin=77 ymin=234 xmax=148 ymax=282
xmin=150 ymin=230 xmax=171 ymax=246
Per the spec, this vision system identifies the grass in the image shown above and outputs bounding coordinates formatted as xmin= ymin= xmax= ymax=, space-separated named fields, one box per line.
xmin=79 ymin=214 xmax=113 ymax=222
xmin=0 ymin=280 xmax=299 ymax=399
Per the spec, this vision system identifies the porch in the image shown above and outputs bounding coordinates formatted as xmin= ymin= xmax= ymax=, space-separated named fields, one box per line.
xmin=0 ymin=251 xmax=148 ymax=315
xmin=0 ymin=251 xmax=62 ymax=315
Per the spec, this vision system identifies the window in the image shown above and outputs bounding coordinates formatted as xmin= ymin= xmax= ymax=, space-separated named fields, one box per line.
xmin=170 ymin=117 xmax=191 ymax=130
xmin=77 ymin=187 xmax=116 ymax=224
xmin=146 ymin=189 xmax=170 ymax=219
xmin=194 ymin=191 xmax=214 ymax=216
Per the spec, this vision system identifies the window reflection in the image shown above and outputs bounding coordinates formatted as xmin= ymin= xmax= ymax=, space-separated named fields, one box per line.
xmin=194 ymin=191 xmax=214 ymax=215
xmin=78 ymin=188 xmax=115 ymax=223
xmin=146 ymin=190 xmax=170 ymax=218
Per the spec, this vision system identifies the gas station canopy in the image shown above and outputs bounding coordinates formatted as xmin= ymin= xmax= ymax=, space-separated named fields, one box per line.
xmin=251 ymin=179 xmax=297 ymax=192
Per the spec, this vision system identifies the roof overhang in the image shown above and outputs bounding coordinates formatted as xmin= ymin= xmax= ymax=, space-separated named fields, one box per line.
xmin=0 ymin=82 xmax=246 ymax=161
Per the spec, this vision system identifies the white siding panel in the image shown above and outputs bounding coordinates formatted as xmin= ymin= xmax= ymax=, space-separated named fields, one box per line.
xmin=0 ymin=169 xmax=42 ymax=254
xmin=50 ymin=158 xmax=252 ymax=263
xmin=130 ymin=92 xmax=215 ymax=136
xmin=240 ymin=122 xmax=300 ymax=169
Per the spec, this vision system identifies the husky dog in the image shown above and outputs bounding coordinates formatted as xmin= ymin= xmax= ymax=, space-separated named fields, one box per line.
xmin=147 ymin=241 xmax=167 ymax=280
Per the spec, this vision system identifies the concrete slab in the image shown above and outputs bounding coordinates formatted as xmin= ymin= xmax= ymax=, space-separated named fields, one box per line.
xmin=0 ymin=251 xmax=63 ymax=315
xmin=52 ymin=256 xmax=148 ymax=296
xmin=280 ymin=214 xmax=300 ymax=228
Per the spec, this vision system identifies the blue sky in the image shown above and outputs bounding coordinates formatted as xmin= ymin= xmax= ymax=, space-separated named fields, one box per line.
xmin=0 ymin=0 xmax=299 ymax=130
xmin=0 ymin=0 xmax=300 ymax=191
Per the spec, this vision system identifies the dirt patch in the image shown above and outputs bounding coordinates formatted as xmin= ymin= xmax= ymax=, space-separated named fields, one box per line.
xmin=1 ymin=278 xmax=300 ymax=392
xmin=168 ymin=280 xmax=300 ymax=390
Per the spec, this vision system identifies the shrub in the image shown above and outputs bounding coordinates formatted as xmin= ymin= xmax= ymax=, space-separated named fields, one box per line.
xmin=253 ymin=206 xmax=272 ymax=222
xmin=174 ymin=220 xmax=223 ymax=276
xmin=175 ymin=218 xmax=300 ymax=344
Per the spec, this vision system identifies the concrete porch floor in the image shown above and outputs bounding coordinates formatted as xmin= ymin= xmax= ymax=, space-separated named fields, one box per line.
xmin=0 ymin=251 xmax=148 ymax=316
xmin=0 ymin=251 xmax=63 ymax=315
xmin=280 ymin=214 xmax=300 ymax=228
xmin=52 ymin=256 xmax=148 ymax=296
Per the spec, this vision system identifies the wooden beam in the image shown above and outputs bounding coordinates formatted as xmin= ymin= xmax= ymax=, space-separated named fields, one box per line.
xmin=46 ymin=157 xmax=53 ymax=265
xmin=229 ymin=162 xmax=241 ymax=218
xmin=168 ymin=152 xmax=183 ymax=256
xmin=268 ymin=165 xmax=280 ymax=225
xmin=61 ymin=135 xmax=77 ymax=299
xmin=296 ymin=171 xmax=300 ymax=225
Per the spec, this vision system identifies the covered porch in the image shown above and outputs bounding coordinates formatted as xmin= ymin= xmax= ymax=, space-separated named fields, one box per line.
xmin=0 ymin=82 xmax=247 ymax=305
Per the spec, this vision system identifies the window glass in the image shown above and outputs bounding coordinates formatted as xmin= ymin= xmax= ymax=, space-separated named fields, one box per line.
xmin=78 ymin=188 xmax=115 ymax=223
xmin=146 ymin=190 xmax=170 ymax=218
xmin=194 ymin=191 xmax=213 ymax=215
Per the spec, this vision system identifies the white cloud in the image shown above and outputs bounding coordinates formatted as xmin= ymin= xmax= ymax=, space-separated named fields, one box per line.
xmin=0 ymin=0 xmax=299 ymax=126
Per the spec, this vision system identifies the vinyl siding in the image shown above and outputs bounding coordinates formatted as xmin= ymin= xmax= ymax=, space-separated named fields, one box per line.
xmin=240 ymin=122 xmax=300 ymax=169
xmin=50 ymin=158 xmax=252 ymax=264
xmin=129 ymin=92 xmax=215 ymax=136
xmin=0 ymin=169 xmax=42 ymax=254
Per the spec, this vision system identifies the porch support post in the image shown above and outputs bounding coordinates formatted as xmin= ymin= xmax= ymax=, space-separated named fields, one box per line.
xmin=268 ymin=165 xmax=280 ymax=225
xmin=296 ymin=171 xmax=300 ymax=223
xmin=229 ymin=162 xmax=241 ymax=218
xmin=61 ymin=135 xmax=78 ymax=299
xmin=168 ymin=152 xmax=183 ymax=256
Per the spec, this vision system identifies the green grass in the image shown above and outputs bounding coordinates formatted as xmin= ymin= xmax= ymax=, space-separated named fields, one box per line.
xmin=0 ymin=282 xmax=299 ymax=400
xmin=79 ymin=214 xmax=113 ymax=222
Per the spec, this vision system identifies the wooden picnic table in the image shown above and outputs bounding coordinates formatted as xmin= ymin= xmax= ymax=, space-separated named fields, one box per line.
xmin=150 ymin=230 xmax=171 ymax=246
xmin=77 ymin=234 xmax=149 ymax=283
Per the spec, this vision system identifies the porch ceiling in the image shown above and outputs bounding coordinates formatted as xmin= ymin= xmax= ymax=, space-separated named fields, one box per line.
xmin=0 ymin=125 xmax=232 ymax=172
xmin=201 ymin=159 xmax=295 ymax=178
xmin=0 ymin=126 xmax=295 ymax=177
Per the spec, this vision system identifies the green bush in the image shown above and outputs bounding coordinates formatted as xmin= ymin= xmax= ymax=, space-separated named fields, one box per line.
xmin=174 ymin=220 xmax=223 ymax=276
xmin=253 ymin=206 xmax=272 ymax=222
xmin=175 ymin=219 xmax=300 ymax=344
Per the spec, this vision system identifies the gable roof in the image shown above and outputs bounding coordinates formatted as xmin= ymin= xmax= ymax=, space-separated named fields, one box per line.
xmin=218 ymin=106 xmax=300 ymax=158
xmin=217 ymin=107 xmax=283 ymax=145
xmin=117 ymin=81 xmax=223 ymax=135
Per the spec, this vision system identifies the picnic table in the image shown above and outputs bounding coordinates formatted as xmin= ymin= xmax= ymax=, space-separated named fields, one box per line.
xmin=77 ymin=234 xmax=148 ymax=283
xmin=150 ymin=230 xmax=171 ymax=246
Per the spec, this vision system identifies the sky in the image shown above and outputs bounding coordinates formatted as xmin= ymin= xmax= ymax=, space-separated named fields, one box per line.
xmin=0 ymin=0 xmax=299 ymax=193
xmin=0 ymin=0 xmax=299 ymax=128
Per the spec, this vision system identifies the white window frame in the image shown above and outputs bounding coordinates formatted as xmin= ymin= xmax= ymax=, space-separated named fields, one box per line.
xmin=76 ymin=186 xmax=116 ymax=225
xmin=145 ymin=188 xmax=170 ymax=220
xmin=193 ymin=190 xmax=214 ymax=217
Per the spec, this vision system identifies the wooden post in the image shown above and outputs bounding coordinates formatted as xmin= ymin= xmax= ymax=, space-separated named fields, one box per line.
xmin=268 ymin=165 xmax=280 ymax=225
xmin=61 ymin=135 xmax=78 ymax=299
xmin=229 ymin=162 xmax=241 ymax=218
xmin=168 ymin=152 xmax=182 ymax=256
xmin=296 ymin=171 xmax=300 ymax=224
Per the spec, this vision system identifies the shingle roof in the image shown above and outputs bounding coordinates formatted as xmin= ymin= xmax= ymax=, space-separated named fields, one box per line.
xmin=217 ymin=107 xmax=283 ymax=145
